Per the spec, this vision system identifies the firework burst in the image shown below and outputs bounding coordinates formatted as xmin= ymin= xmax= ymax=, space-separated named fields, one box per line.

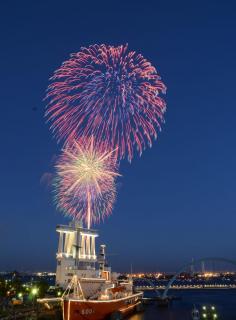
xmin=46 ymin=44 xmax=166 ymax=161
xmin=54 ymin=137 xmax=119 ymax=228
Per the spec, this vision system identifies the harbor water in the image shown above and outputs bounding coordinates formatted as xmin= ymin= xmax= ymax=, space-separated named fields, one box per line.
xmin=128 ymin=289 xmax=236 ymax=320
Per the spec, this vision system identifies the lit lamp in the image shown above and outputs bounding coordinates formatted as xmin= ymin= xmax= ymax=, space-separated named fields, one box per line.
xmin=31 ymin=288 xmax=38 ymax=296
xmin=31 ymin=287 xmax=39 ymax=308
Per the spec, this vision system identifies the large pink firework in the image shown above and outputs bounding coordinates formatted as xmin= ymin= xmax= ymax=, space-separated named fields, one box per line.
xmin=46 ymin=44 xmax=166 ymax=162
xmin=54 ymin=138 xmax=119 ymax=228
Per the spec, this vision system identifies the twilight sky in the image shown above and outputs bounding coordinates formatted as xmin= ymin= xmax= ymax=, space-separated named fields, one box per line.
xmin=1 ymin=0 xmax=236 ymax=272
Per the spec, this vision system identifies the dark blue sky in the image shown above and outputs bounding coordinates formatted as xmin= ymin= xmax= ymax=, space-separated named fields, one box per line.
xmin=1 ymin=0 xmax=236 ymax=272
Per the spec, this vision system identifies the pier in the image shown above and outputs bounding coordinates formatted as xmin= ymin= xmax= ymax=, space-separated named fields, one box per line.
xmin=134 ymin=283 xmax=236 ymax=291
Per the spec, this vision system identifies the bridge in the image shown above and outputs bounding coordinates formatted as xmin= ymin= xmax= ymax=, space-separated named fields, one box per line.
xmin=133 ymin=257 xmax=236 ymax=300
xmin=162 ymin=257 xmax=236 ymax=299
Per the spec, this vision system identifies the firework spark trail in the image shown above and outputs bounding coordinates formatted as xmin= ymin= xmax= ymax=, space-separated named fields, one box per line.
xmin=54 ymin=137 xmax=120 ymax=228
xmin=46 ymin=44 xmax=166 ymax=162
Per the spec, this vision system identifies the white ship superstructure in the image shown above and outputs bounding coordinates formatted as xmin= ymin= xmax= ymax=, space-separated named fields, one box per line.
xmin=56 ymin=221 xmax=113 ymax=295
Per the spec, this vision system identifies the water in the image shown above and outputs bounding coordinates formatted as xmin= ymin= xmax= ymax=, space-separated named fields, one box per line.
xmin=128 ymin=290 xmax=236 ymax=320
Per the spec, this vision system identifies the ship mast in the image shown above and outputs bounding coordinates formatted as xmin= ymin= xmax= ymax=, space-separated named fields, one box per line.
xmin=87 ymin=190 xmax=91 ymax=230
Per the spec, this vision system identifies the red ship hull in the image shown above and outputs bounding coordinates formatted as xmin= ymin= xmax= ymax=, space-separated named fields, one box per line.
xmin=63 ymin=292 xmax=143 ymax=320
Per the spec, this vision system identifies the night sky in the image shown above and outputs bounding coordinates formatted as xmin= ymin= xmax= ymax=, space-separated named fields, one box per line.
xmin=1 ymin=0 xmax=236 ymax=272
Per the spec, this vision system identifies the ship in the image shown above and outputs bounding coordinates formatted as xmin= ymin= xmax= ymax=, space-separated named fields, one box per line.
xmin=45 ymin=221 xmax=143 ymax=320
xmin=62 ymin=275 xmax=143 ymax=320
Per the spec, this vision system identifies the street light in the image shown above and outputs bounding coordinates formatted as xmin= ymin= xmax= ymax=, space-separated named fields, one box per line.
xmin=31 ymin=288 xmax=38 ymax=296
xmin=31 ymin=287 xmax=39 ymax=313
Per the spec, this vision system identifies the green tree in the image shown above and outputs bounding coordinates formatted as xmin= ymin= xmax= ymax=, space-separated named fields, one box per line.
xmin=0 ymin=277 xmax=7 ymax=297
xmin=36 ymin=281 xmax=49 ymax=298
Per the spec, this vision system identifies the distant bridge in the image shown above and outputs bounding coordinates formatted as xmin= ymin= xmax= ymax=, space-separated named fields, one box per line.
xmin=162 ymin=257 xmax=236 ymax=299
xmin=133 ymin=257 xmax=236 ymax=300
